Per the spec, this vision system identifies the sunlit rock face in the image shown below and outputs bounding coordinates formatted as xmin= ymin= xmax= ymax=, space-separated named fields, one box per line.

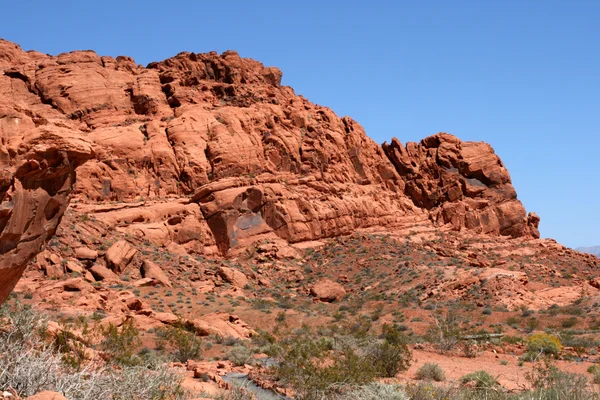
xmin=0 ymin=39 xmax=538 ymax=303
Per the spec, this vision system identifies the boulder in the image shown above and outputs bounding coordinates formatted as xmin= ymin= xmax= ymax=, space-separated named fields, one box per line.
xmin=35 ymin=250 xmax=64 ymax=279
xmin=310 ymin=279 xmax=346 ymax=302
xmin=65 ymin=259 xmax=85 ymax=274
xmin=141 ymin=260 xmax=172 ymax=287
xmin=105 ymin=240 xmax=137 ymax=273
xmin=27 ymin=391 xmax=67 ymax=400
xmin=133 ymin=277 xmax=160 ymax=287
xmin=217 ymin=266 xmax=249 ymax=288
xmin=89 ymin=264 xmax=120 ymax=282
xmin=75 ymin=247 xmax=98 ymax=260
xmin=590 ymin=277 xmax=600 ymax=289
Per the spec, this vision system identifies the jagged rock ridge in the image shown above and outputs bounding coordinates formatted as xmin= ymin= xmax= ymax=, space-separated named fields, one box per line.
xmin=0 ymin=39 xmax=539 ymax=302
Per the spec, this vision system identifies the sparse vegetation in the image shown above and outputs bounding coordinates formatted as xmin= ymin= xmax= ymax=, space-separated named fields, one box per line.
xmin=0 ymin=301 xmax=189 ymax=399
xmin=523 ymin=333 xmax=562 ymax=361
xmin=415 ymin=363 xmax=445 ymax=382
xmin=157 ymin=325 xmax=203 ymax=363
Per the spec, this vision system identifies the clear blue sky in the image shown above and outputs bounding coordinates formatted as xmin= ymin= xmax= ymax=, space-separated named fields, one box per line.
xmin=3 ymin=1 xmax=598 ymax=248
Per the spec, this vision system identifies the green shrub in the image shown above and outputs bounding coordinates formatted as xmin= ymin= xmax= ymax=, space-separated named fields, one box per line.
xmin=561 ymin=317 xmax=578 ymax=328
xmin=501 ymin=335 xmax=523 ymax=345
xmin=226 ymin=344 xmax=253 ymax=366
xmin=100 ymin=318 xmax=141 ymax=366
xmin=425 ymin=307 xmax=463 ymax=353
xmin=274 ymin=335 xmax=375 ymax=399
xmin=369 ymin=324 xmax=412 ymax=377
xmin=157 ymin=325 xmax=202 ymax=363
xmin=460 ymin=370 xmax=498 ymax=389
xmin=526 ymin=359 xmax=591 ymax=399
xmin=524 ymin=333 xmax=562 ymax=361
xmin=415 ymin=363 xmax=445 ymax=382
xmin=0 ymin=301 xmax=188 ymax=400
xmin=588 ymin=365 xmax=600 ymax=384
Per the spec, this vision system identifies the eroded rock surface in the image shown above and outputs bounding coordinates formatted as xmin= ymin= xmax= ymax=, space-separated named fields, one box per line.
xmin=0 ymin=39 xmax=539 ymax=302
xmin=382 ymin=134 xmax=540 ymax=238
xmin=0 ymin=40 xmax=93 ymax=304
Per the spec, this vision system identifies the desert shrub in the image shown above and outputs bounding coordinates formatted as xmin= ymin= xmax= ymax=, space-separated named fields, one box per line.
xmin=526 ymin=359 xmax=591 ymax=400
xmin=562 ymin=334 xmax=595 ymax=357
xmin=274 ymin=325 xmax=412 ymax=399
xmin=53 ymin=328 xmax=89 ymax=371
xmin=369 ymin=324 xmax=412 ymax=377
xmin=460 ymin=339 xmax=478 ymax=358
xmin=274 ymin=335 xmax=375 ymax=399
xmin=226 ymin=344 xmax=253 ymax=366
xmin=100 ymin=318 xmax=141 ymax=366
xmin=588 ymin=365 xmax=600 ymax=384
xmin=524 ymin=317 xmax=540 ymax=333
xmin=460 ymin=370 xmax=498 ymax=389
xmin=341 ymin=382 xmax=408 ymax=400
xmin=425 ymin=307 xmax=463 ymax=353
xmin=157 ymin=325 xmax=202 ymax=363
xmin=415 ymin=363 xmax=445 ymax=382
xmin=561 ymin=317 xmax=579 ymax=328
xmin=524 ymin=333 xmax=562 ymax=361
xmin=216 ymin=385 xmax=257 ymax=400
xmin=251 ymin=329 xmax=276 ymax=348
xmin=0 ymin=301 xmax=189 ymax=399
xmin=501 ymin=335 xmax=523 ymax=345
xmin=404 ymin=383 xmax=456 ymax=400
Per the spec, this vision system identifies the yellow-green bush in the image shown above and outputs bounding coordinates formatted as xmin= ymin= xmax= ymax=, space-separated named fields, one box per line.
xmin=525 ymin=333 xmax=562 ymax=359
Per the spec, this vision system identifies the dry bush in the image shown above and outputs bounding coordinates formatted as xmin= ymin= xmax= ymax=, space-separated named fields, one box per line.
xmin=0 ymin=301 xmax=190 ymax=399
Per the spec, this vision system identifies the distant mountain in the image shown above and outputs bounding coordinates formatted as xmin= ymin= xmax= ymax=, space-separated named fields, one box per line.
xmin=577 ymin=246 xmax=600 ymax=256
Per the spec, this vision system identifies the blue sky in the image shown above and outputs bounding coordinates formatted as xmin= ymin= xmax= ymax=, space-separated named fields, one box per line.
xmin=3 ymin=1 xmax=598 ymax=248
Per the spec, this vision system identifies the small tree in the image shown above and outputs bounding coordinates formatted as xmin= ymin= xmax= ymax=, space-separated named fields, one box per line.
xmin=157 ymin=325 xmax=202 ymax=363
xmin=100 ymin=318 xmax=141 ymax=366
xmin=426 ymin=306 xmax=463 ymax=353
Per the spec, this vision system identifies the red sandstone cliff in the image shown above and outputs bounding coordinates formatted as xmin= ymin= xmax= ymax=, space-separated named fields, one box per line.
xmin=0 ymin=40 xmax=539 ymax=303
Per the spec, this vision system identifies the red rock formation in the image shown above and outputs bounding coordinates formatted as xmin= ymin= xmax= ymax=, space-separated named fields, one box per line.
xmin=0 ymin=40 xmax=93 ymax=304
xmin=0 ymin=39 xmax=539 ymax=303
xmin=383 ymin=134 xmax=540 ymax=238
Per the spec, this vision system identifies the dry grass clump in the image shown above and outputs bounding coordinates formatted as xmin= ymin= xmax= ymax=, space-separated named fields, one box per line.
xmin=0 ymin=301 xmax=189 ymax=399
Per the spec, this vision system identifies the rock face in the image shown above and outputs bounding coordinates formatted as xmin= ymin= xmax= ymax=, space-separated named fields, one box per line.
xmin=0 ymin=40 xmax=93 ymax=304
xmin=382 ymin=134 xmax=540 ymax=238
xmin=0 ymin=39 xmax=539 ymax=303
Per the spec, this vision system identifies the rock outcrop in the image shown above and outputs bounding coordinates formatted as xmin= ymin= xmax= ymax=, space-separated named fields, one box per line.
xmin=0 ymin=40 xmax=93 ymax=304
xmin=382 ymin=134 xmax=540 ymax=238
xmin=0 ymin=39 xmax=539 ymax=303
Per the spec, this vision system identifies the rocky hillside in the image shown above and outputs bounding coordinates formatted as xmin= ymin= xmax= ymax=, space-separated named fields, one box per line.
xmin=0 ymin=40 xmax=540 ymax=303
